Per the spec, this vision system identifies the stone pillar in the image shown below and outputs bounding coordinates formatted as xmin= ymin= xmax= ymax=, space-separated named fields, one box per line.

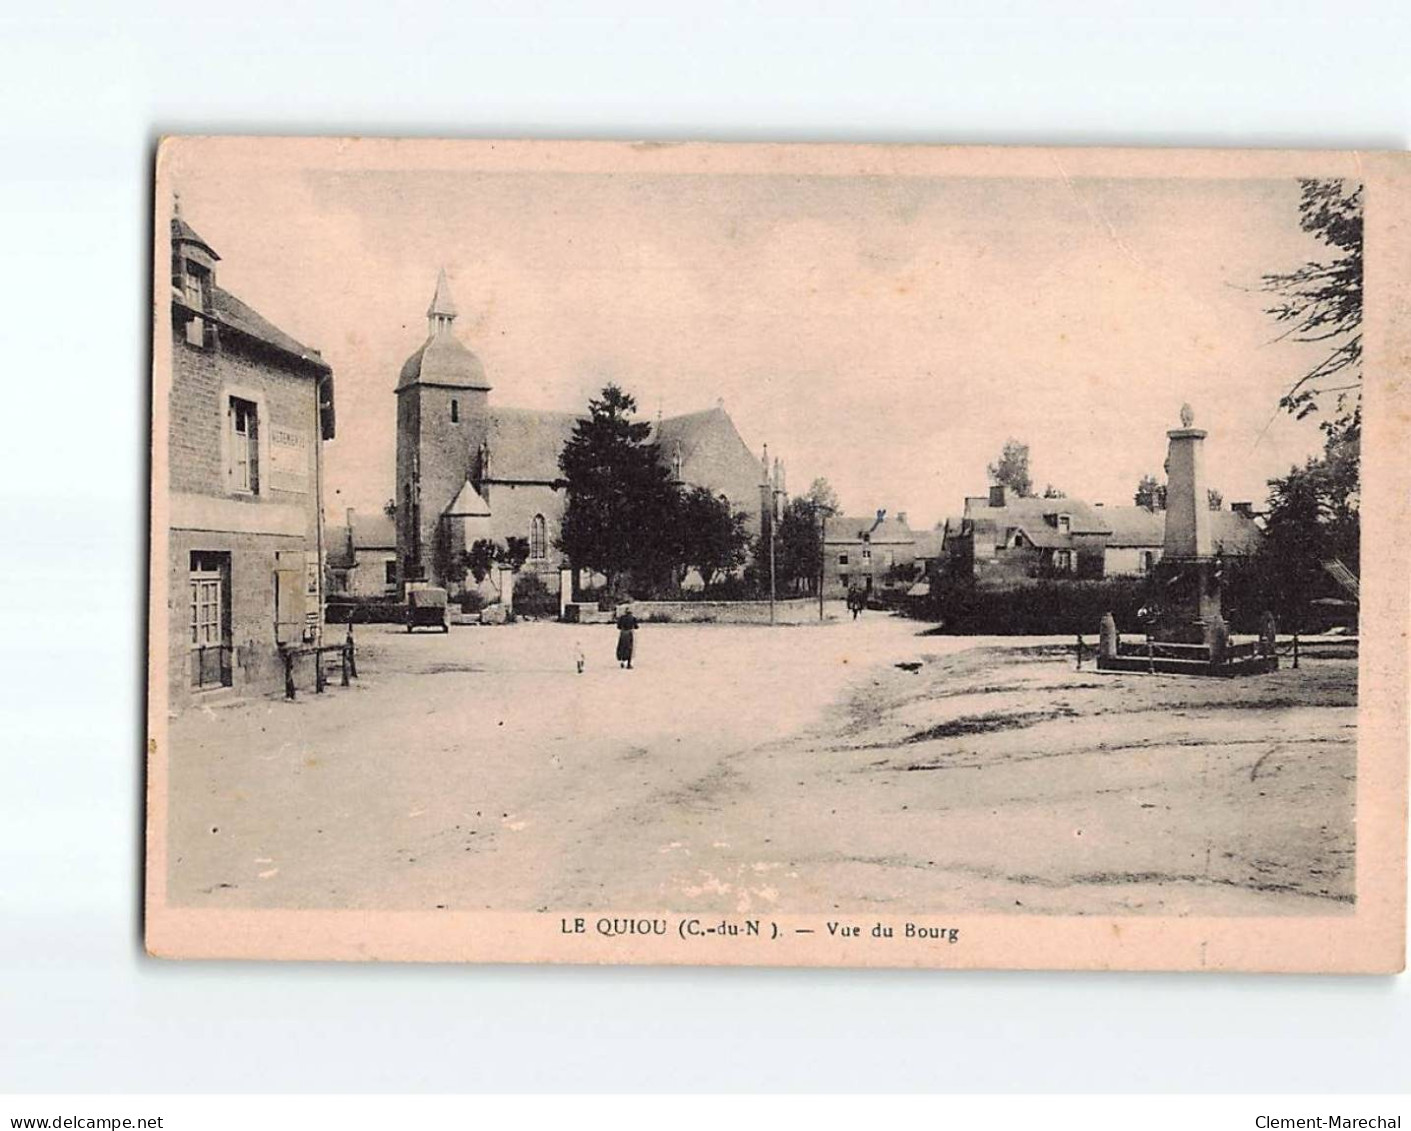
xmin=1155 ymin=404 xmax=1221 ymax=642
xmin=498 ymin=567 xmax=514 ymax=615
xmin=559 ymin=567 xmax=573 ymax=620
xmin=1099 ymin=612 xmax=1119 ymax=660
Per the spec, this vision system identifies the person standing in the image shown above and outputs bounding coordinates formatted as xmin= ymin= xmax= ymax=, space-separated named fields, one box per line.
xmin=616 ymin=605 xmax=640 ymax=670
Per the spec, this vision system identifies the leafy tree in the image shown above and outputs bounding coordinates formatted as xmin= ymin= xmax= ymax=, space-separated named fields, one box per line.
xmin=466 ymin=539 xmax=497 ymax=584
xmin=775 ymin=495 xmax=825 ymax=594
xmin=557 ymin=384 xmax=680 ymax=597
xmin=1134 ymin=473 xmax=1166 ymax=511
xmin=678 ymin=487 xmax=751 ymax=593
xmin=1255 ymin=177 xmax=1362 ymax=623
xmin=804 ymin=477 xmax=841 ymax=515
xmin=496 ymin=536 xmax=531 ymax=573
xmin=382 ymin=498 xmax=397 ymax=518
xmin=1262 ymin=179 xmax=1363 ymax=425
xmin=988 ymin=439 xmax=1033 ymax=498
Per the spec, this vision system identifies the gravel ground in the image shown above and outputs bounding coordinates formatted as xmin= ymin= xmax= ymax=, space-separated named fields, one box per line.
xmin=164 ymin=608 xmax=1356 ymax=916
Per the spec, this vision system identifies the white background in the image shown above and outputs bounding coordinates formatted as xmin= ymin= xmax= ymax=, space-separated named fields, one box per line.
xmin=1 ymin=0 xmax=1408 ymax=1094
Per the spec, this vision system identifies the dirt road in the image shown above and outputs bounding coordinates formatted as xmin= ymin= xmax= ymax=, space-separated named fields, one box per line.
xmin=165 ymin=611 xmax=1356 ymax=916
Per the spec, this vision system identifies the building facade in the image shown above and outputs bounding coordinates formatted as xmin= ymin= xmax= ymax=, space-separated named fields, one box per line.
xmin=941 ymin=486 xmax=1262 ymax=586
xmin=395 ymin=270 xmax=771 ymax=594
xmin=165 ymin=205 xmax=335 ymax=709
xmin=822 ymin=510 xmax=919 ymax=599
xmin=327 ymin=510 xmax=398 ymax=598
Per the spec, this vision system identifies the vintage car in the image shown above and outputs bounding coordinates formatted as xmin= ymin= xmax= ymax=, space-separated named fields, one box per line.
xmin=406 ymin=585 xmax=449 ymax=633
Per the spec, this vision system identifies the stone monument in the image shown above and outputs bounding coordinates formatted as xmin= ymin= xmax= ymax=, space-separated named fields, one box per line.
xmin=1152 ymin=403 xmax=1221 ymax=643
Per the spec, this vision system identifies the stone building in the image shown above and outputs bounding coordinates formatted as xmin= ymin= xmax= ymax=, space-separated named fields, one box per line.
xmin=326 ymin=510 xmax=398 ymax=597
xmin=394 ymin=270 xmax=770 ymax=593
xmin=822 ymin=510 xmax=919 ymax=599
xmin=164 ymin=203 xmax=335 ymax=709
xmin=940 ymin=484 xmax=1262 ymax=586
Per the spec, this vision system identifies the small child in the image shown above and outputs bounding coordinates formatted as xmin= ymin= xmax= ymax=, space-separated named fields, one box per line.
xmin=575 ymin=643 xmax=586 ymax=674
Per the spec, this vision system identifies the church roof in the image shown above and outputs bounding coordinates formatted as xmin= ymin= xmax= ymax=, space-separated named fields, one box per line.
xmin=427 ymin=267 xmax=458 ymax=318
xmin=398 ymin=333 xmax=489 ymax=391
xmin=651 ymin=406 xmax=762 ymax=509
xmin=484 ymin=407 xmax=580 ymax=483
xmin=445 ymin=480 xmax=492 ymax=518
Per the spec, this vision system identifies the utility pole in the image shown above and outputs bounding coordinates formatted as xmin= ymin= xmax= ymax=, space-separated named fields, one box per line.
xmin=816 ymin=504 xmax=835 ymax=621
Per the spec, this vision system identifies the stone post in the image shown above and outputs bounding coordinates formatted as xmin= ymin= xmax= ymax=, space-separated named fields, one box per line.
xmin=559 ymin=567 xmax=573 ymax=620
xmin=1099 ymin=612 xmax=1119 ymax=660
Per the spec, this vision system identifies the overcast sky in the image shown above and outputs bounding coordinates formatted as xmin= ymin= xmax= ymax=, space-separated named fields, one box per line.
xmin=171 ymin=157 xmax=1335 ymax=528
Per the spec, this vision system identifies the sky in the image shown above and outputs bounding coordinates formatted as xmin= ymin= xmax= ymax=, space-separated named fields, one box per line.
xmin=169 ymin=153 xmax=1337 ymax=529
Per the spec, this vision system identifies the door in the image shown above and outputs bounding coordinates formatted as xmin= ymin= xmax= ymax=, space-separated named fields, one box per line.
xmin=189 ymin=551 xmax=232 ymax=689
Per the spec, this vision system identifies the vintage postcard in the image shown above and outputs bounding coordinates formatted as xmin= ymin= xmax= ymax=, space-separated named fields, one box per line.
xmin=146 ymin=138 xmax=1408 ymax=971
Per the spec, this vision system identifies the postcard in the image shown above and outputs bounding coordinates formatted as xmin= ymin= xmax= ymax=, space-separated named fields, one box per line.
xmin=147 ymin=138 xmax=1408 ymax=970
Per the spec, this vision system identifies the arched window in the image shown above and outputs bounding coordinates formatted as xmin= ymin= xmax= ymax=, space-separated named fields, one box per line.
xmin=530 ymin=514 xmax=547 ymax=560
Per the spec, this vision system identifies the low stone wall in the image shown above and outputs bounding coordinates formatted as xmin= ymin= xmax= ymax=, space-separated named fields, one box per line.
xmin=625 ymin=598 xmax=825 ymax=625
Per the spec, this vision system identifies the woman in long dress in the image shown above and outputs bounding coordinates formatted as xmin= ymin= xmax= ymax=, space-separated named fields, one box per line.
xmin=615 ymin=606 xmax=640 ymax=670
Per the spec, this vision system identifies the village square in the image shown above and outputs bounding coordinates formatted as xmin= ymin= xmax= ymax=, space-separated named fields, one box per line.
xmin=159 ymin=167 xmax=1362 ymax=917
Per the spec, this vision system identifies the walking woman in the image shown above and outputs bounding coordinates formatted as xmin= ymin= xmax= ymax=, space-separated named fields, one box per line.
xmin=615 ymin=605 xmax=640 ymax=670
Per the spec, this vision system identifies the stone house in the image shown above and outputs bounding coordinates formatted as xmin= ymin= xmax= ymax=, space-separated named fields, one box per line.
xmin=327 ymin=510 xmax=398 ymax=597
xmin=822 ymin=510 xmax=918 ymax=599
xmin=164 ymin=204 xmax=335 ymax=709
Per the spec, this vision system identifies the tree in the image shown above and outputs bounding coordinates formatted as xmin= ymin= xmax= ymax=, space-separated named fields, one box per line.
xmin=678 ymin=487 xmax=751 ymax=593
xmin=804 ymin=477 xmax=841 ymax=515
xmin=557 ymin=384 xmax=680 ymax=597
xmin=466 ymin=539 xmax=497 ymax=584
xmin=988 ymin=440 xmax=1033 ymax=498
xmin=1134 ymin=474 xmax=1166 ymax=511
xmin=775 ymin=495 xmax=824 ymax=594
xmin=496 ymin=536 xmax=531 ymax=573
xmin=1207 ymin=488 xmax=1224 ymax=511
xmin=1262 ymin=179 xmax=1363 ymax=426
xmin=382 ymin=498 xmax=397 ymax=518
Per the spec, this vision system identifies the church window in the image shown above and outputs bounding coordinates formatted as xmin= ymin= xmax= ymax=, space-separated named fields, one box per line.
xmin=451 ymin=399 xmax=459 ymax=423
xmin=530 ymin=514 xmax=548 ymax=560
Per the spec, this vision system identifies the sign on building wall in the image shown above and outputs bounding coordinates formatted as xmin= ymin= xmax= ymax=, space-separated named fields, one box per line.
xmin=267 ymin=425 xmax=310 ymax=492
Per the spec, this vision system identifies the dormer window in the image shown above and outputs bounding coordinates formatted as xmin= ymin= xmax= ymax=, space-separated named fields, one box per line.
xmin=1057 ymin=514 xmax=1071 ymax=534
xmin=182 ymin=260 xmax=210 ymax=348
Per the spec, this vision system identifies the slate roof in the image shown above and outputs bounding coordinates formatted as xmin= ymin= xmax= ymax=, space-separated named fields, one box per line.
xmin=351 ymin=512 xmax=396 ymax=549
xmin=208 ymin=286 xmax=330 ymax=373
xmin=1092 ymin=505 xmax=1165 ymax=547
xmin=397 ymin=332 xmax=489 ymax=391
xmin=171 ymin=215 xmax=219 ymax=259
xmin=445 ymin=480 xmax=492 ymax=518
xmin=827 ymin=514 xmax=915 ymax=545
xmin=964 ymin=495 xmax=1111 ymax=551
xmin=484 ymin=407 xmax=580 ymax=483
xmin=1210 ymin=509 xmax=1263 ymax=555
xmin=911 ymin=529 xmax=943 ymax=559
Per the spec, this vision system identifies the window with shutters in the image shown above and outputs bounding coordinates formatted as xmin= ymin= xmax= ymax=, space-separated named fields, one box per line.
xmin=228 ymin=397 xmax=259 ymax=494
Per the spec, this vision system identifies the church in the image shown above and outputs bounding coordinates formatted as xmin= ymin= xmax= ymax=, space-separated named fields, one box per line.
xmin=394 ymin=270 xmax=779 ymax=594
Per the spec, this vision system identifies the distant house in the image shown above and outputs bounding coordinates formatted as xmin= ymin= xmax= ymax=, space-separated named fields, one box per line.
xmin=943 ymin=486 xmax=1262 ymax=586
xmin=327 ymin=510 xmax=398 ymax=597
xmin=823 ymin=510 xmax=918 ymax=598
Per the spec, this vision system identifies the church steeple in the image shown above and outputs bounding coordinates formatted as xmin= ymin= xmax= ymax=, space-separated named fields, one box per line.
xmin=427 ymin=267 xmax=458 ymax=336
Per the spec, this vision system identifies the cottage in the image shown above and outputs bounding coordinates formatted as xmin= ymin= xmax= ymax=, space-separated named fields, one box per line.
xmin=822 ymin=510 xmax=919 ymax=599
xmin=164 ymin=202 xmax=335 ymax=708
xmin=327 ymin=510 xmax=399 ymax=597
xmin=942 ymin=486 xmax=1263 ymax=587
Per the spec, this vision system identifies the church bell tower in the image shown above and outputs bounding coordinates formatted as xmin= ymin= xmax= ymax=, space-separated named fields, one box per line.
xmin=394 ymin=269 xmax=493 ymax=589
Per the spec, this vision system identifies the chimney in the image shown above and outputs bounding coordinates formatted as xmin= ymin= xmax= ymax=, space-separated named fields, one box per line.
xmin=896 ymin=511 xmax=908 ymax=527
xmin=989 ymin=485 xmax=1007 ymax=508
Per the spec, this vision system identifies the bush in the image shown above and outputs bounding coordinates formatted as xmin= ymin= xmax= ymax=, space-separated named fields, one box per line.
xmin=925 ymin=577 xmax=1150 ymax=635
xmin=514 ymin=572 xmax=560 ymax=619
xmin=459 ymin=589 xmax=487 ymax=614
xmin=325 ymin=596 xmax=404 ymax=625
